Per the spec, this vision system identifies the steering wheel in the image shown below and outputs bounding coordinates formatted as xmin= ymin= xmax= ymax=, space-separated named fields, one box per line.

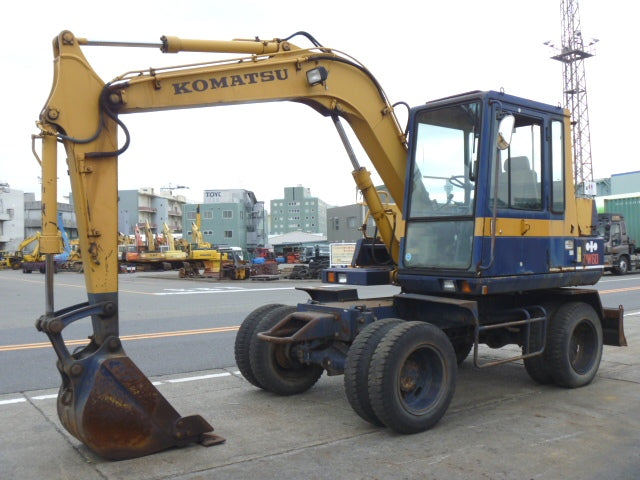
xmin=448 ymin=175 xmax=467 ymax=189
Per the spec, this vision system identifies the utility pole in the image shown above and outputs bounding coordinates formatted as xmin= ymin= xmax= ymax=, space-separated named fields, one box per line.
xmin=546 ymin=0 xmax=598 ymax=195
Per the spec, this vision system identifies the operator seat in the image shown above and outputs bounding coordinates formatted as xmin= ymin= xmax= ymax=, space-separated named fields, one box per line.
xmin=503 ymin=156 xmax=540 ymax=209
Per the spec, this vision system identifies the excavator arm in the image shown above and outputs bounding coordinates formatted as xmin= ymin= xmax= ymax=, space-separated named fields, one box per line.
xmin=144 ymin=221 xmax=156 ymax=252
xmin=34 ymin=31 xmax=408 ymax=460
xmin=39 ymin=32 xmax=406 ymax=276
xmin=16 ymin=233 xmax=41 ymax=254
xmin=163 ymin=222 xmax=176 ymax=251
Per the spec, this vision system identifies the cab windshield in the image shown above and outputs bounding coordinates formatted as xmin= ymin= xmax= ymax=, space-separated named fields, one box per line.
xmin=408 ymin=101 xmax=480 ymax=218
xmin=403 ymin=100 xmax=481 ymax=270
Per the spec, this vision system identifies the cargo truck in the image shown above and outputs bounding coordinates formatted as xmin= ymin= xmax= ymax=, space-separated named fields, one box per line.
xmin=597 ymin=211 xmax=640 ymax=274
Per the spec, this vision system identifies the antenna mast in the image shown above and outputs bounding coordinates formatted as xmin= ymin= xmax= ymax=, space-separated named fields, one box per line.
xmin=548 ymin=0 xmax=598 ymax=194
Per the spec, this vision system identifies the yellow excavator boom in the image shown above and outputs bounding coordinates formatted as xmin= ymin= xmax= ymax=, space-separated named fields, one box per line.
xmin=35 ymin=30 xmax=408 ymax=460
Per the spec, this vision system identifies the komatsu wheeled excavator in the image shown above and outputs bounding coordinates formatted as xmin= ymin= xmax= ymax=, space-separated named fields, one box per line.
xmin=34 ymin=31 xmax=626 ymax=460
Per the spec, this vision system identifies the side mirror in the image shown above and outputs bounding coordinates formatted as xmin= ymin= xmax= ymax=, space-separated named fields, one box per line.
xmin=497 ymin=115 xmax=515 ymax=150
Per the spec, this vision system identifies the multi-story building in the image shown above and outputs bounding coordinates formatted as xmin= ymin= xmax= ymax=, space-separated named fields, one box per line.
xmin=23 ymin=192 xmax=77 ymax=240
xmin=326 ymin=203 xmax=375 ymax=244
xmin=118 ymin=188 xmax=186 ymax=235
xmin=0 ymin=184 xmax=25 ymax=251
xmin=610 ymin=171 xmax=640 ymax=195
xmin=182 ymin=189 xmax=267 ymax=251
xmin=270 ymin=186 xmax=328 ymax=236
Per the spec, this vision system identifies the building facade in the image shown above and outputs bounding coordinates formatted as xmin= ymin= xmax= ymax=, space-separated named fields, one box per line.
xmin=270 ymin=186 xmax=328 ymax=236
xmin=118 ymin=188 xmax=186 ymax=235
xmin=610 ymin=171 xmax=640 ymax=195
xmin=0 ymin=184 xmax=25 ymax=251
xmin=326 ymin=203 xmax=375 ymax=244
xmin=183 ymin=189 xmax=267 ymax=251
xmin=23 ymin=192 xmax=78 ymax=240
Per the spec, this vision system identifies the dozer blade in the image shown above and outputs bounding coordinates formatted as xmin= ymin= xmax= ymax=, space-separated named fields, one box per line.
xmin=37 ymin=301 xmax=224 ymax=460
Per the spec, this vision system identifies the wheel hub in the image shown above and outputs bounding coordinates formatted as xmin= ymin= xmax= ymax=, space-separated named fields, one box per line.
xmin=399 ymin=359 xmax=420 ymax=392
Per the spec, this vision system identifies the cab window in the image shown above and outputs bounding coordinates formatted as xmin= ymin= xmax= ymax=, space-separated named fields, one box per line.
xmin=491 ymin=116 xmax=542 ymax=210
xmin=551 ymin=120 xmax=565 ymax=212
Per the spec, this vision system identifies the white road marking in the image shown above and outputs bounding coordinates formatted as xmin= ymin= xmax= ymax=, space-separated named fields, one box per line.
xmin=152 ymin=285 xmax=346 ymax=295
xmin=167 ymin=372 xmax=231 ymax=383
xmin=1 ymin=370 xmax=243 ymax=407
xmin=31 ymin=394 xmax=58 ymax=400
xmin=153 ymin=286 xmax=295 ymax=295
xmin=0 ymin=398 xmax=26 ymax=405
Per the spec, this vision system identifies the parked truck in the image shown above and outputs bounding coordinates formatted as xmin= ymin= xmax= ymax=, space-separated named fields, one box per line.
xmin=597 ymin=212 xmax=640 ymax=274
xmin=33 ymin=31 xmax=626 ymax=460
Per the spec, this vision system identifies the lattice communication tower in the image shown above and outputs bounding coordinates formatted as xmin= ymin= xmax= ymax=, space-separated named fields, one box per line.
xmin=547 ymin=0 xmax=597 ymax=194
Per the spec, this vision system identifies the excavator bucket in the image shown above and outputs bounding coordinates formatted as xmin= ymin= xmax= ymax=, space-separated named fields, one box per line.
xmin=37 ymin=301 xmax=224 ymax=460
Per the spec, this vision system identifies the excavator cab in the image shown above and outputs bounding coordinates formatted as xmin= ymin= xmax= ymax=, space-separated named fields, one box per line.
xmin=399 ymin=90 xmax=602 ymax=295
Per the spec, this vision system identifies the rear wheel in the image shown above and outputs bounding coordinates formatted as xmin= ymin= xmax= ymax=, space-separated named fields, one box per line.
xmin=250 ymin=306 xmax=323 ymax=395
xmin=546 ymin=302 xmax=603 ymax=388
xmin=234 ymin=303 xmax=284 ymax=388
xmin=344 ymin=318 xmax=403 ymax=426
xmin=368 ymin=321 xmax=457 ymax=434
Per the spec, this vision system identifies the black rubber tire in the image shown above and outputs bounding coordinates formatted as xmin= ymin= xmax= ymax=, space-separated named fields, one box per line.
xmin=368 ymin=321 xmax=457 ymax=434
xmin=523 ymin=354 xmax=554 ymax=385
xmin=523 ymin=314 xmax=554 ymax=385
xmin=449 ymin=330 xmax=474 ymax=366
xmin=614 ymin=255 xmax=629 ymax=275
xmin=250 ymin=306 xmax=323 ymax=395
xmin=344 ymin=318 xmax=403 ymax=426
xmin=546 ymin=302 xmax=603 ymax=388
xmin=234 ymin=303 xmax=284 ymax=388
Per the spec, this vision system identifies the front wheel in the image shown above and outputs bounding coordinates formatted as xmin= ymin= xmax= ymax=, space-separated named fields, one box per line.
xmin=368 ymin=321 xmax=457 ymax=434
xmin=249 ymin=306 xmax=323 ymax=395
xmin=448 ymin=328 xmax=474 ymax=366
xmin=546 ymin=302 xmax=603 ymax=388
xmin=523 ymin=311 xmax=554 ymax=385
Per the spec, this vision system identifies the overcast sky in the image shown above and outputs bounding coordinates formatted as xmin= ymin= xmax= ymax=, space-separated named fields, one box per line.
xmin=1 ymin=0 xmax=636 ymax=208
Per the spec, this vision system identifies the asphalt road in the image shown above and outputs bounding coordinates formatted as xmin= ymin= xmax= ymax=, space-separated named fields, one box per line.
xmin=0 ymin=269 xmax=400 ymax=393
xmin=1 ymin=268 xmax=639 ymax=479
xmin=1 ymin=268 xmax=639 ymax=394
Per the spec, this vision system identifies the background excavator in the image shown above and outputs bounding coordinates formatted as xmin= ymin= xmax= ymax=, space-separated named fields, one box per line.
xmin=177 ymin=205 xmax=249 ymax=279
xmin=5 ymin=232 xmax=42 ymax=270
xmin=34 ymin=31 xmax=625 ymax=460
xmin=161 ymin=222 xmax=187 ymax=262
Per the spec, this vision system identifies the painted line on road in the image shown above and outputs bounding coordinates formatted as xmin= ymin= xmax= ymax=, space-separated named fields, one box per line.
xmin=166 ymin=372 xmax=232 ymax=383
xmin=0 ymin=398 xmax=26 ymax=405
xmin=0 ymin=325 xmax=239 ymax=352
xmin=0 ymin=370 xmax=242 ymax=408
xmin=600 ymin=285 xmax=640 ymax=294
xmin=152 ymin=286 xmax=298 ymax=295
xmin=32 ymin=394 xmax=58 ymax=400
xmin=149 ymin=283 xmax=639 ymax=297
